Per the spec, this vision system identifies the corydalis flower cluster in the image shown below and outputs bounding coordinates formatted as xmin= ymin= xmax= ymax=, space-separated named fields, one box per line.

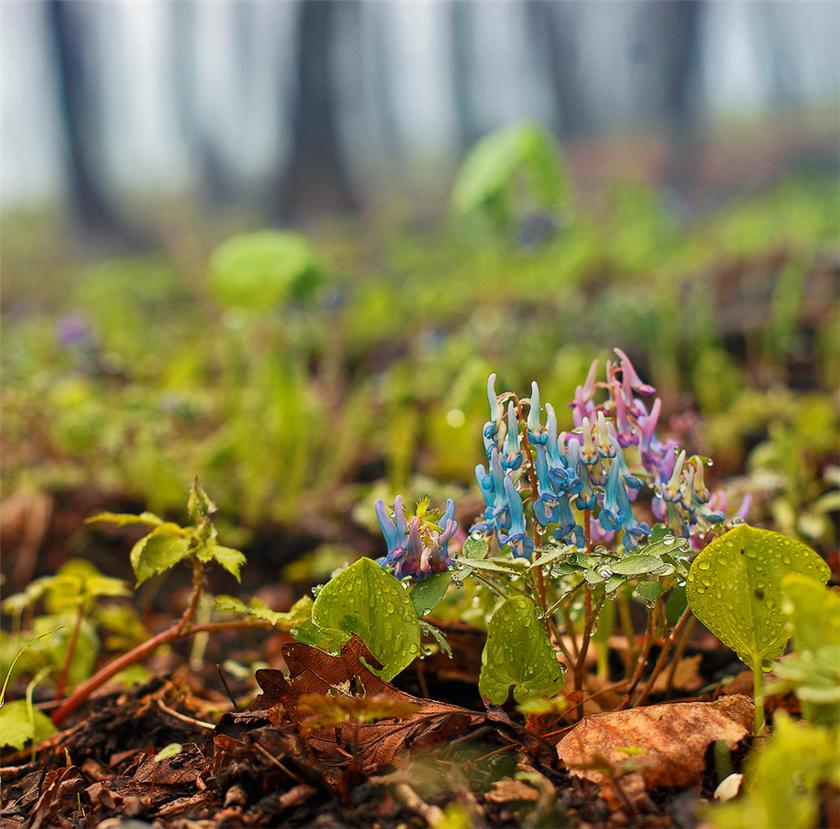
xmin=375 ymin=496 xmax=458 ymax=580
xmin=475 ymin=349 xmax=726 ymax=556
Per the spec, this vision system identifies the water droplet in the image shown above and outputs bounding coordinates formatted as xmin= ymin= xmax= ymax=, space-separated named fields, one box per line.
xmin=698 ymin=561 xmax=711 ymax=571
xmin=385 ymin=601 xmax=395 ymax=613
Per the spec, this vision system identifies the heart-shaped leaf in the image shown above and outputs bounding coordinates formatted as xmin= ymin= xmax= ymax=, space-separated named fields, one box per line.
xmin=479 ymin=595 xmax=565 ymax=704
xmin=310 ymin=557 xmax=421 ymax=681
xmin=686 ymin=525 xmax=829 ymax=672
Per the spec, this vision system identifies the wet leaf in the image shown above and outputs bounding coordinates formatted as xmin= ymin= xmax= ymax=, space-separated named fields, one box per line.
xmin=781 ymin=573 xmax=840 ymax=654
xmin=311 ymin=557 xmax=421 ymax=680
xmin=685 ymin=525 xmax=829 ymax=672
xmin=558 ymin=695 xmax=753 ymax=806
xmin=479 ymin=596 xmax=565 ymax=705
xmin=461 ymin=536 xmax=489 ymax=559
xmin=610 ymin=555 xmax=664 ymax=575
xmin=410 ymin=572 xmax=452 ymax=617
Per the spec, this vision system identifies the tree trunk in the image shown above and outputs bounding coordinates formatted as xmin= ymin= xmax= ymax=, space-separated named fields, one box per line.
xmin=277 ymin=0 xmax=358 ymax=220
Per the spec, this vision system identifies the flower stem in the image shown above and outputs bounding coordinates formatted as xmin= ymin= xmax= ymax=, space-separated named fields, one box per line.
xmin=753 ymin=658 xmax=766 ymax=735
xmin=632 ymin=606 xmax=692 ymax=707
xmin=621 ymin=598 xmax=660 ymax=708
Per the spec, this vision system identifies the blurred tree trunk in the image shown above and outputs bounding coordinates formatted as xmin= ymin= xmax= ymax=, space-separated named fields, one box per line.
xmin=450 ymin=1 xmax=480 ymax=150
xmin=48 ymin=0 xmax=149 ymax=246
xmin=526 ymin=1 xmax=590 ymax=140
xmin=277 ymin=0 xmax=357 ymax=220
xmin=659 ymin=0 xmax=704 ymax=194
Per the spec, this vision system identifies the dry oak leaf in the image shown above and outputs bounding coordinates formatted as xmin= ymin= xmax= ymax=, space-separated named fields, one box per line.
xmin=248 ymin=635 xmax=485 ymax=776
xmin=557 ymin=695 xmax=753 ymax=807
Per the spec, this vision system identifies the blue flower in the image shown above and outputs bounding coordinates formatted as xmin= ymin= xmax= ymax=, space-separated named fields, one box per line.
xmin=498 ymin=475 xmax=535 ymax=559
xmin=501 ymin=402 xmax=523 ymax=470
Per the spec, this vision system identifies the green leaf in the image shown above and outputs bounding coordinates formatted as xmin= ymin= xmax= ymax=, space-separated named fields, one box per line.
xmin=452 ymin=123 xmax=568 ymax=220
xmin=86 ymin=511 xmax=163 ymax=527
xmin=215 ymin=595 xmax=313 ymax=630
xmin=187 ymin=477 xmax=217 ymax=524
xmin=210 ymin=231 xmax=321 ymax=311
xmin=459 ymin=557 xmax=529 ymax=575
xmin=665 ymin=585 xmax=688 ymax=627
xmin=310 ymin=558 xmax=422 ymax=681
xmin=461 ymin=536 xmax=489 ymax=559
xmin=610 ymin=555 xmax=665 ymax=575
xmin=206 ymin=543 xmax=246 ymax=581
xmin=527 ymin=543 xmax=576 ymax=569
xmin=707 ymin=715 xmax=836 ymax=829
xmin=130 ymin=526 xmax=190 ymax=586
xmin=781 ymin=574 xmax=840 ymax=654
xmin=686 ymin=525 xmax=829 ymax=672
xmin=410 ymin=572 xmax=452 ymax=617
xmin=479 ymin=596 xmax=565 ymax=705
xmin=154 ymin=743 xmax=183 ymax=761
xmin=420 ymin=620 xmax=452 ymax=658
xmin=632 ymin=582 xmax=664 ymax=603
xmin=0 ymin=700 xmax=56 ymax=750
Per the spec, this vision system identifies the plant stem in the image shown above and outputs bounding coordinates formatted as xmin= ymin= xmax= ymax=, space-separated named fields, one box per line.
xmin=559 ymin=604 xmax=580 ymax=659
xmin=572 ymin=592 xmax=605 ymax=693
xmin=514 ymin=395 xmax=546 ymax=613
xmin=51 ymin=618 xmax=271 ymax=726
xmin=617 ymin=590 xmax=637 ymax=675
xmin=54 ymin=603 xmax=85 ymax=701
xmin=664 ymin=616 xmax=696 ymax=694
xmin=621 ymin=598 xmax=660 ymax=708
xmin=633 ymin=607 xmax=692 ymax=707
xmin=178 ymin=557 xmax=205 ymax=634
xmin=753 ymin=659 xmax=766 ymax=735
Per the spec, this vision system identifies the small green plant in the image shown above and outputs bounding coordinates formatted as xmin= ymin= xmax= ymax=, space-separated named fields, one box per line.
xmin=686 ymin=525 xmax=830 ymax=733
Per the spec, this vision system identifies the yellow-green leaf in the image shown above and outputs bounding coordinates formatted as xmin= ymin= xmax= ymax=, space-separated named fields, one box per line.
xmin=0 ymin=700 xmax=56 ymax=750
xmin=686 ymin=525 xmax=829 ymax=672
xmin=130 ymin=526 xmax=190 ymax=586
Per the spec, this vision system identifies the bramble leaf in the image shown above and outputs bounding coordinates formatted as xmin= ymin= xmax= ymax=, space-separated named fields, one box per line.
xmin=130 ymin=525 xmax=190 ymax=586
xmin=0 ymin=700 xmax=56 ymax=750
xmin=310 ymin=557 xmax=422 ymax=681
xmin=686 ymin=525 xmax=829 ymax=672
xmin=198 ymin=542 xmax=246 ymax=581
xmin=86 ymin=511 xmax=163 ymax=527
xmin=215 ymin=595 xmax=313 ymax=629
xmin=479 ymin=595 xmax=565 ymax=705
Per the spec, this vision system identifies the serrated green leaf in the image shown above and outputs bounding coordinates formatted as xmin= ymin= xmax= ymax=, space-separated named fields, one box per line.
xmin=187 ymin=478 xmax=216 ymax=524
xmin=686 ymin=525 xmax=830 ymax=672
xmin=86 ymin=511 xmax=163 ymax=527
xmin=410 ymin=572 xmax=452 ymax=617
xmin=207 ymin=544 xmax=246 ymax=581
xmin=310 ymin=558 xmax=422 ymax=681
xmin=130 ymin=526 xmax=190 ymax=586
xmin=479 ymin=596 xmax=565 ymax=705
xmin=0 ymin=700 xmax=56 ymax=750
xmin=461 ymin=536 xmax=490 ymax=559
xmin=215 ymin=595 xmax=313 ymax=629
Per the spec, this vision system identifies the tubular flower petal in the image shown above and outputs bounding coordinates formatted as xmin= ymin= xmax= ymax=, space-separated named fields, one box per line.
xmin=614 ymin=348 xmax=655 ymax=395
xmin=580 ymin=417 xmax=598 ymax=465
xmin=502 ymin=401 xmax=523 ymax=470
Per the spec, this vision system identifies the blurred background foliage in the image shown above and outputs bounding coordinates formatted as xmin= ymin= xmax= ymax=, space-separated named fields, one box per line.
xmin=1 ymin=1 xmax=838 ymax=582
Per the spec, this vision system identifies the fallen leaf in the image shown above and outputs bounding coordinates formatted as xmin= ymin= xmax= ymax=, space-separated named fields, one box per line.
xmin=243 ymin=635 xmax=486 ymax=779
xmin=485 ymin=778 xmax=541 ymax=804
xmin=557 ymin=695 xmax=753 ymax=808
xmin=652 ymin=655 xmax=704 ymax=692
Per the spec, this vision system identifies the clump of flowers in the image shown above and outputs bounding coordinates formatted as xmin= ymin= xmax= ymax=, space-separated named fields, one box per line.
xmin=473 ymin=349 xmax=732 ymax=556
xmin=375 ymin=496 xmax=458 ymax=580
xmin=375 ymin=348 xmax=745 ymax=577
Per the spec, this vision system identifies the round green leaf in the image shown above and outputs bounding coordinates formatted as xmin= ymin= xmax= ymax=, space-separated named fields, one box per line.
xmin=479 ymin=596 xmax=565 ymax=705
xmin=210 ymin=231 xmax=320 ymax=311
xmin=409 ymin=572 xmax=452 ymax=617
xmin=781 ymin=574 xmax=840 ymax=654
xmin=686 ymin=525 xmax=830 ymax=671
xmin=311 ymin=557 xmax=422 ymax=681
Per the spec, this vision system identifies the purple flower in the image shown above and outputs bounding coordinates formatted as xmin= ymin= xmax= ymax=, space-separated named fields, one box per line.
xmin=57 ymin=312 xmax=93 ymax=349
xmin=375 ymin=496 xmax=458 ymax=580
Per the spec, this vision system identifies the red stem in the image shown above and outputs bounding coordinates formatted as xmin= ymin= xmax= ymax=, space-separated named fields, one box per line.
xmin=54 ymin=603 xmax=85 ymax=701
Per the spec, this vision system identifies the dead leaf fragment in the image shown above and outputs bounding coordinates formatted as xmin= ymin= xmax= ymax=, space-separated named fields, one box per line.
xmin=486 ymin=778 xmax=541 ymax=804
xmin=557 ymin=695 xmax=753 ymax=808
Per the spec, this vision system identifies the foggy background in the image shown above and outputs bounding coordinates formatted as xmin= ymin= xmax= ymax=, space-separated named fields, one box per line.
xmin=2 ymin=0 xmax=839 ymax=236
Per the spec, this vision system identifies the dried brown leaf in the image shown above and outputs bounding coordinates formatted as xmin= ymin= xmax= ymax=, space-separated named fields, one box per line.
xmin=557 ymin=695 xmax=753 ymax=807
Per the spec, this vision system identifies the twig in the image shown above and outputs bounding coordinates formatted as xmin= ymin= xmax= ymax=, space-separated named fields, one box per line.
xmin=51 ymin=619 xmax=271 ymax=726
xmin=664 ymin=616 xmax=696 ymax=693
xmin=393 ymin=782 xmax=445 ymax=826
xmin=573 ymin=592 xmax=605 ymax=694
xmin=252 ymin=740 xmax=304 ymax=784
xmin=156 ymin=698 xmax=214 ymax=730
